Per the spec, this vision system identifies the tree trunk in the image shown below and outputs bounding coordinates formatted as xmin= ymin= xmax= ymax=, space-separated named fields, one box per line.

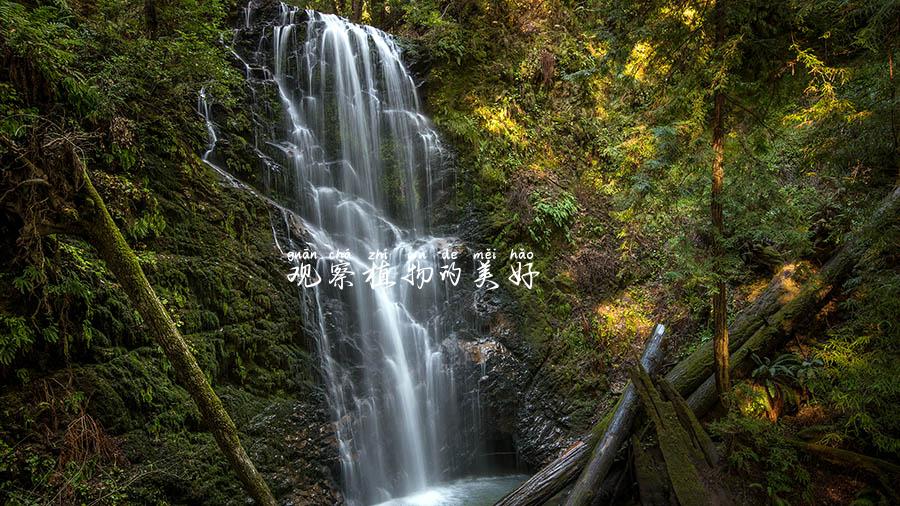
xmin=564 ymin=325 xmax=666 ymax=506
xmin=498 ymin=325 xmax=667 ymax=506
xmin=711 ymin=0 xmax=729 ymax=402
xmin=144 ymin=0 xmax=159 ymax=38
xmin=79 ymin=167 xmax=277 ymax=506
xmin=495 ymin=441 xmax=590 ymax=506
xmin=786 ymin=439 xmax=900 ymax=476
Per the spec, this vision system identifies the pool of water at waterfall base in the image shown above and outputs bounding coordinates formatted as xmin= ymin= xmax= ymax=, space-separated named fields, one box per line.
xmin=371 ymin=475 xmax=529 ymax=506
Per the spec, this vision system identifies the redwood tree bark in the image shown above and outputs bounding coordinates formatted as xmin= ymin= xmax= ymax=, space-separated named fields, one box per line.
xmin=711 ymin=0 xmax=730 ymax=401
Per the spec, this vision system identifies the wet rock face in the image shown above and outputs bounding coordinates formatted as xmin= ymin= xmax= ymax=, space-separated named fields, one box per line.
xmin=449 ymin=286 xmax=579 ymax=471
xmin=244 ymin=396 xmax=344 ymax=505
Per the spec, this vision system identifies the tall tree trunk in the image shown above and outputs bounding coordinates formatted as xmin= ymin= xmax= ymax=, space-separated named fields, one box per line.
xmin=144 ymin=0 xmax=159 ymax=38
xmin=711 ymin=0 xmax=730 ymax=401
xmin=889 ymin=20 xmax=899 ymax=178
xmin=78 ymin=167 xmax=277 ymax=506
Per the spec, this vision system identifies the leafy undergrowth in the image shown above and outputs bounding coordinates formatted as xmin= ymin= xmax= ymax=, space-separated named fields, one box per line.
xmin=0 ymin=0 xmax=324 ymax=503
xmin=711 ymin=222 xmax=899 ymax=504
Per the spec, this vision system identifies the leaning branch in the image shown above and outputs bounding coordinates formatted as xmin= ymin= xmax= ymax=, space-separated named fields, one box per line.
xmin=78 ymin=165 xmax=277 ymax=506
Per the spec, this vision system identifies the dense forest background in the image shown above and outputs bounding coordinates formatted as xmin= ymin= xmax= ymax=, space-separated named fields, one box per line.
xmin=1 ymin=0 xmax=898 ymax=504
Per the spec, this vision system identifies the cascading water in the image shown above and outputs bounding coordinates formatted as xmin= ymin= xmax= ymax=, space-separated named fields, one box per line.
xmin=198 ymin=3 xmax=526 ymax=504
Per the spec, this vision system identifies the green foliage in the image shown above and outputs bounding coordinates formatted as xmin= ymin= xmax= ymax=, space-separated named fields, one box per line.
xmin=399 ymin=0 xmax=480 ymax=64
xmin=811 ymin=263 xmax=900 ymax=455
xmin=0 ymin=0 xmax=104 ymax=119
xmin=751 ymin=353 xmax=822 ymax=397
xmin=750 ymin=352 xmax=822 ymax=419
xmin=527 ymin=190 xmax=578 ymax=248
xmin=0 ymin=316 xmax=34 ymax=366
xmin=711 ymin=410 xmax=812 ymax=505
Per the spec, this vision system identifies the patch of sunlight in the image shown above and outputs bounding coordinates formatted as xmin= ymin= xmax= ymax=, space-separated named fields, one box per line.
xmin=660 ymin=5 xmax=701 ymax=29
xmin=624 ymin=42 xmax=666 ymax=82
xmin=592 ymin=290 xmax=654 ymax=355
xmin=619 ymin=125 xmax=656 ymax=169
xmin=733 ymin=382 xmax=770 ymax=418
xmin=744 ymin=279 xmax=771 ymax=304
xmin=528 ymin=145 xmax=559 ymax=176
xmin=474 ymin=104 xmax=528 ymax=147
xmin=777 ymin=262 xmax=804 ymax=305
xmin=587 ymin=76 xmax=609 ymax=120
xmin=578 ymin=163 xmax=605 ymax=193
xmin=785 ymin=95 xmax=857 ymax=127
xmin=586 ymin=41 xmax=606 ymax=59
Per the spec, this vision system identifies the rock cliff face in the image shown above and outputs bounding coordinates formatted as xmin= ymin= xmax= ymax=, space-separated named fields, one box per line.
xmin=448 ymin=285 xmax=581 ymax=471
xmin=244 ymin=396 xmax=343 ymax=504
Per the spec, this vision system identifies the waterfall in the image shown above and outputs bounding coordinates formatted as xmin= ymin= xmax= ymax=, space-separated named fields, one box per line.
xmin=202 ymin=4 xmax=491 ymax=504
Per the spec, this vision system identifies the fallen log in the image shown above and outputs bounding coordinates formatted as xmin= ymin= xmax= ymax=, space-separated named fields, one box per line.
xmin=788 ymin=439 xmax=900 ymax=504
xmin=686 ymin=186 xmax=900 ymax=416
xmin=497 ymin=324 xmax=666 ymax=506
xmin=630 ymin=364 xmax=712 ymax=506
xmin=658 ymin=378 xmax=718 ymax=467
xmin=666 ymin=262 xmax=808 ymax=396
xmin=564 ymin=324 xmax=666 ymax=506
xmin=496 ymin=270 xmax=794 ymax=506
xmin=632 ymin=435 xmax=670 ymax=506
xmin=786 ymin=439 xmax=900 ymax=476
xmin=631 ymin=365 xmax=734 ymax=506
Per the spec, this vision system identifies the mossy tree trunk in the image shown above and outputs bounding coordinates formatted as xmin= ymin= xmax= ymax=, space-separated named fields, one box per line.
xmin=630 ymin=364 xmax=714 ymax=506
xmin=79 ymin=167 xmax=277 ymax=506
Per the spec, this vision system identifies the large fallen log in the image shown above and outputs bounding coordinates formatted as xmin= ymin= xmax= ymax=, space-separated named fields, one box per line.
xmin=497 ymin=324 xmax=666 ymax=506
xmin=630 ymin=364 xmax=714 ymax=506
xmin=665 ymin=262 xmax=808 ymax=396
xmin=495 ymin=268 xmax=799 ymax=506
xmin=564 ymin=324 xmax=666 ymax=506
xmin=631 ymin=365 xmax=735 ymax=506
